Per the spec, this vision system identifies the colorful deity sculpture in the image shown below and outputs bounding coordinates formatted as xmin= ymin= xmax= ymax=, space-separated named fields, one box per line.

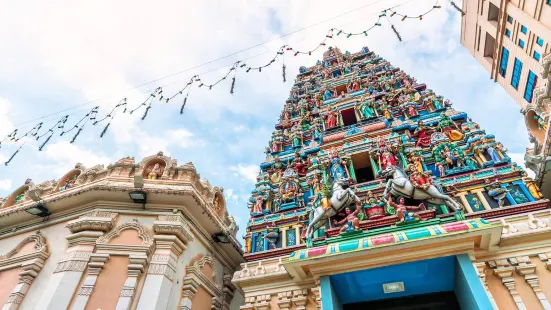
xmin=252 ymin=195 xmax=265 ymax=214
xmin=408 ymin=150 xmax=424 ymax=173
xmin=270 ymin=157 xmax=286 ymax=184
xmin=408 ymin=165 xmax=433 ymax=190
xmin=355 ymin=97 xmax=375 ymax=119
xmin=437 ymin=113 xmax=464 ymax=142
xmin=523 ymin=176 xmax=543 ymax=199
xmin=325 ymin=108 xmax=338 ymax=128
xmin=328 ymin=148 xmax=348 ymax=181
xmin=484 ymin=178 xmax=509 ymax=207
xmin=375 ymin=138 xmax=399 ymax=170
xmin=387 ymin=193 xmax=425 ymax=223
xmin=482 ymin=138 xmax=502 ymax=162
xmin=146 ymin=163 xmax=163 ymax=180
xmin=413 ymin=121 xmax=433 ymax=148
xmin=263 ymin=222 xmax=280 ymax=249
xmin=291 ymin=152 xmax=308 ymax=176
xmin=333 ymin=206 xmax=361 ymax=234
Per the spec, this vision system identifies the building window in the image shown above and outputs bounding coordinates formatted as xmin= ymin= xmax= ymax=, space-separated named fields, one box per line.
xmin=505 ymin=29 xmax=511 ymax=37
xmin=534 ymin=51 xmax=541 ymax=61
xmin=518 ymin=39 xmax=525 ymax=48
xmin=521 ymin=25 xmax=527 ymax=34
xmin=507 ymin=15 xmax=513 ymax=23
xmin=537 ymin=37 xmax=544 ymax=46
xmin=340 ymin=108 xmax=358 ymax=126
xmin=488 ymin=2 xmax=499 ymax=21
xmin=524 ymin=71 xmax=537 ymax=103
xmin=511 ymin=58 xmax=523 ymax=89
xmin=499 ymin=47 xmax=509 ymax=77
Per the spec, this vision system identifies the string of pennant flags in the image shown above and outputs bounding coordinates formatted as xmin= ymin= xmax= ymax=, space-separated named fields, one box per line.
xmin=0 ymin=0 xmax=465 ymax=166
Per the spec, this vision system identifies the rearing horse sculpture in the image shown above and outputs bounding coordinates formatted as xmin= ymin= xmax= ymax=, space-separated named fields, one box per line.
xmin=306 ymin=179 xmax=360 ymax=240
xmin=380 ymin=165 xmax=461 ymax=213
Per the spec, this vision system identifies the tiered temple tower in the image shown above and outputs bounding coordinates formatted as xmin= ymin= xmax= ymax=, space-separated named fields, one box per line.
xmin=233 ymin=46 xmax=551 ymax=310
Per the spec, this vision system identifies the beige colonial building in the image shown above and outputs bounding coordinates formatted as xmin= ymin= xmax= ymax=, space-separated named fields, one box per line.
xmin=0 ymin=152 xmax=244 ymax=310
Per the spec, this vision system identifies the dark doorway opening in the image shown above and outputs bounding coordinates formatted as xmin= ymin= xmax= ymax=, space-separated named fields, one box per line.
xmin=344 ymin=291 xmax=460 ymax=310
xmin=351 ymin=152 xmax=375 ymax=183
xmin=341 ymin=108 xmax=358 ymax=126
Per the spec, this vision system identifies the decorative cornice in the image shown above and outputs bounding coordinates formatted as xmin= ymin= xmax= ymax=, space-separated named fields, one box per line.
xmin=97 ymin=222 xmax=153 ymax=246
xmin=66 ymin=211 xmax=118 ymax=233
xmin=153 ymin=213 xmax=194 ymax=244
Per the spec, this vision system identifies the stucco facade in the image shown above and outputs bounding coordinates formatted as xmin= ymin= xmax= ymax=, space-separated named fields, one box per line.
xmin=0 ymin=152 xmax=244 ymax=310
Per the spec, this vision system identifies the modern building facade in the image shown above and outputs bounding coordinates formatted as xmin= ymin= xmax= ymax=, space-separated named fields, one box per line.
xmin=231 ymin=46 xmax=551 ymax=309
xmin=460 ymin=0 xmax=550 ymax=106
xmin=0 ymin=152 xmax=244 ymax=310
xmin=460 ymin=0 xmax=551 ymax=197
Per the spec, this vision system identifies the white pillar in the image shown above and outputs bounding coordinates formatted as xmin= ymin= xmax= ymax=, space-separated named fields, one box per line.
xmin=137 ymin=235 xmax=185 ymax=310
xmin=2 ymin=260 xmax=42 ymax=310
xmin=71 ymin=253 xmax=110 ymax=310
xmin=38 ymin=211 xmax=117 ymax=310
xmin=116 ymin=255 xmax=148 ymax=310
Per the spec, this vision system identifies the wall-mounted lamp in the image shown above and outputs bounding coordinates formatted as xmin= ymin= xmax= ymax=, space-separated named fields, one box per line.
xmin=25 ymin=202 xmax=50 ymax=217
xmin=129 ymin=190 xmax=147 ymax=204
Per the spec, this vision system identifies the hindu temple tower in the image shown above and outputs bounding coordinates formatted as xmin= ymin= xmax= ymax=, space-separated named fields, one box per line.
xmin=231 ymin=46 xmax=551 ymax=310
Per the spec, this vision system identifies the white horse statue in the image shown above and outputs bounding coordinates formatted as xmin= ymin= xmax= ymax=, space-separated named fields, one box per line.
xmin=306 ymin=179 xmax=360 ymax=240
xmin=380 ymin=165 xmax=461 ymax=213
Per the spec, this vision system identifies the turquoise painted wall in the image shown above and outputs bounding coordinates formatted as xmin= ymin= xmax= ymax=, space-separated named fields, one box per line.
xmin=454 ymin=254 xmax=494 ymax=310
xmin=320 ymin=276 xmax=342 ymax=310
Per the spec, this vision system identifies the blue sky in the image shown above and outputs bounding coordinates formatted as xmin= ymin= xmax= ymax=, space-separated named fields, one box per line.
xmin=0 ymin=0 xmax=530 ymax=237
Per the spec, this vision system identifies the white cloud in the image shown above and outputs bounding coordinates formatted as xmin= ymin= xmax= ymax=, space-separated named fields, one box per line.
xmin=0 ymin=97 xmax=14 ymax=138
xmin=0 ymin=179 xmax=12 ymax=191
xmin=136 ymin=128 xmax=205 ymax=157
xmin=43 ymin=141 xmax=111 ymax=175
xmin=230 ymin=164 xmax=259 ymax=183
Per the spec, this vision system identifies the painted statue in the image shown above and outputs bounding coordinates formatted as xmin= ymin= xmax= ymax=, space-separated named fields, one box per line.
xmin=523 ymin=177 xmax=543 ymax=199
xmin=413 ymin=120 xmax=432 ymax=148
xmin=333 ymin=206 xmax=361 ymax=233
xmin=263 ymin=222 xmax=280 ymax=249
xmin=253 ymin=195 xmax=264 ymax=214
xmin=147 ymin=163 xmax=163 ymax=180
xmin=355 ymin=98 xmax=375 ymax=119
xmin=408 ymin=150 xmax=424 ymax=173
xmin=381 ymin=165 xmax=462 ymax=212
xmin=325 ymin=109 xmax=338 ymax=128
xmin=291 ymin=153 xmax=308 ymax=176
xmin=306 ymin=179 xmax=361 ymax=239
xmin=437 ymin=113 xmax=463 ymax=142
xmin=328 ymin=148 xmax=348 ymax=181
xmin=408 ymin=165 xmax=432 ymax=190
xmin=484 ymin=178 xmax=509 ymax=207
xmin=387 ymin=193 xmax=425 ymax=223
xmin=270 ymin=157 xmax=285 ymax=184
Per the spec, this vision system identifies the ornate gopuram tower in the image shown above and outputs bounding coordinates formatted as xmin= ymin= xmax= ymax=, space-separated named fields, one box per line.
xmin=232 ymin=46 xmax=551 ymax=310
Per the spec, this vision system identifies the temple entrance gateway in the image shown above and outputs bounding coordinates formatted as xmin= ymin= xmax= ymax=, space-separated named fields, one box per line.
xmin=320 ymin=255 xmax=492 ymax=310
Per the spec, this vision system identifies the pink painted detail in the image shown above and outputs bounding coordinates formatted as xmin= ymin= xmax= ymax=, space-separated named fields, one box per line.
xmin=308 ymin=246 xmax=329 ymax=258
xmin=441 ymin=222 xmax=469 ymax=232
xmin=371 ymin=234 xmax=395 ymax=246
